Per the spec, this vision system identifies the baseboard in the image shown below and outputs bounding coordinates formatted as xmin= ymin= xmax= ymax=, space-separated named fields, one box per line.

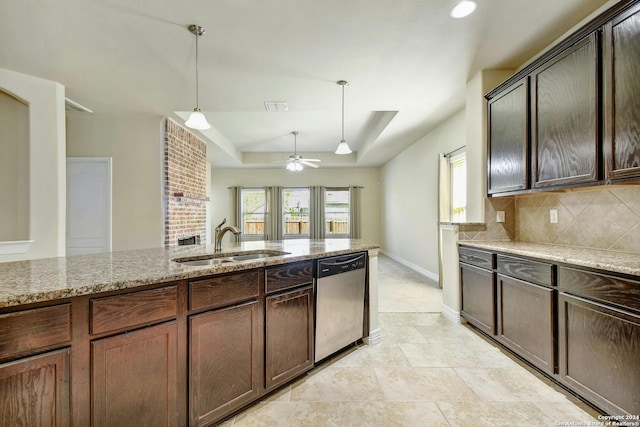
xmin=441 ymin=303 xmax=461 ymax=323
xmin=364 ymin=328 xmax=382 ymax=346
xmin=380 ymin=250 xmax=439 ymax=283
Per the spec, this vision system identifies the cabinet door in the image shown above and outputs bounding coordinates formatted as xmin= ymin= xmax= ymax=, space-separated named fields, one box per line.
xmin=497 ymin=274 xmax=555 ymax=374
xmin=531 ymin=33 xmax=599 ymax=188
xmin=487 ymin=78 xmax=529 ymax=194
xmin=0 ymin=349 xmax=70 ymax=427
xmin=91 ymin=322 xmax=178 ymax=427
xmin=189 ymin=300 xmax=261 ymax=427
xmin=460 ymin=263 xmax=495 ymax=335
xmin=265 ymin=285 xmax=314 ymax=391
xmin=558 ymin=293 xmax=640 ymax=416
xmin=603 ymin=4 xmax=640 ymax=182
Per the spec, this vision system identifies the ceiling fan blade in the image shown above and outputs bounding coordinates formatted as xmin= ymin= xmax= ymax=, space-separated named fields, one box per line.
xmin=300 ymin=160 xmax=320 ymax=168
xmin=300 ymin=158 xmax=321 ymax=162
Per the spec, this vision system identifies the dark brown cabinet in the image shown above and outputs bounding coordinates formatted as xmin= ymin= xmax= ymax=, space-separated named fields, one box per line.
xmin=188 ymin=271 xmax=262 ymax=427
xmin=530 ymin=33 xmax=599 ymax=189
xmin=189 ymin=301 xmax=261 ymax=426
xmin=488 ymin=78 xmax=529 ymax=194
xmin=264 ymin=262 xmax=314 ymax=392
xmin=603 ymin=3 xmax=640 ymax=182
xmin=496 ymin=274 xmax=555 ymax=374
xmin=459 ymin=246 xmax=496 ymax=334
xmin=265 ymin=285 xmax=314 ymax=391
xmin=91 ymin=322 xmax=179 ymax=427
xmin=558 ymin=266 xmax=640 ymax=416
xmin=0 ymin=349 xmax=70 ymax=427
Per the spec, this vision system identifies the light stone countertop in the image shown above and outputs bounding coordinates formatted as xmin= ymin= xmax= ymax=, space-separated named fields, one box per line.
xmin=0 ymin=239 xmax=379 ymax=309
xmin=458 ymin=240 xmax=640 ymax=277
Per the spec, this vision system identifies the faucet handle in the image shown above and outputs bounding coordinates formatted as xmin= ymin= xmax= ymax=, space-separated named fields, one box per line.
xmin=215 ymin=218 xmax=227 ymax=230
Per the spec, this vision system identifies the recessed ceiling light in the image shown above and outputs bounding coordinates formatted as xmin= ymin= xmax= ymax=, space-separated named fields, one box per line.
xmin=450 ymin=0 xmax=477 ymax=18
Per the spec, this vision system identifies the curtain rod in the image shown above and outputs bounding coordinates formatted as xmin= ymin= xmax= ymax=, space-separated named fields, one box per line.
xmin=228 ymin=185 xmax=364 ymax=189
xmin=443 ymin=146 xmax=466 ymax=157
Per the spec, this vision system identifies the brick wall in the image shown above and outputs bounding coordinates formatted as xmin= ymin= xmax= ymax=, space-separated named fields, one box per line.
xmin=164 ymin=118 xmax=208 ymax=246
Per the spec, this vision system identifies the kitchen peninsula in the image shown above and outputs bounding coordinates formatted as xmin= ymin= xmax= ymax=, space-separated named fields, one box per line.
xmin=0 ymin=239 xmax=379 ymax=427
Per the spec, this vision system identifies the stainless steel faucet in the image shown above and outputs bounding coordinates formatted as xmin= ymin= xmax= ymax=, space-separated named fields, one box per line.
xmin=214 ymin=218 xmax=241 ymax=252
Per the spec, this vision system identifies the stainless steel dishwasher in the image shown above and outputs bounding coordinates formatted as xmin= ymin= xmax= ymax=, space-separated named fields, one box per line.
xmin=314 ymin=252 xmax=367 ymax=362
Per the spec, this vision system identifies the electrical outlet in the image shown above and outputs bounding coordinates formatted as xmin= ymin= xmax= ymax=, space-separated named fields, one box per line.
xmin=550 ymin=209 xmax=558 ymax=224
xmin=496 ymin=211 xmax=505 ymax=223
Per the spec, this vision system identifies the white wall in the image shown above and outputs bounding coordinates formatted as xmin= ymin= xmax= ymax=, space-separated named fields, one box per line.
xmin=66 ymin=113 xmax=164 ymax=251
xmin=380 ymin=109 xmax=465 ymax=279
xmin=209 ymin=167 xmax=381 ymax=244
xmin=0 ymin=68 xmax=66 ymax=262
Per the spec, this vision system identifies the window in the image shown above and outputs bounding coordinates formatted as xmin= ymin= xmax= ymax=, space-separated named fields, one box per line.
xmin=325 ymin=188 xmax=350 ymax=237
xmin=282 ymin=188 xmax=310 ymax=238
xmin=450 ymin=152 xmax=466 ymax=222
xmin=240 ymin=188 xmax=266 ymax=240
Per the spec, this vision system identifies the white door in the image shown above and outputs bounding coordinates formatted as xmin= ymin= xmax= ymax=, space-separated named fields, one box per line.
xmin=66 ymin=158 xmax=112 ymax=255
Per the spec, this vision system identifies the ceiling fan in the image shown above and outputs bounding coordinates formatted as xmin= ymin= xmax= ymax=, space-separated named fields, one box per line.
xmin=281 ymin=131 xmax=321 ymax=171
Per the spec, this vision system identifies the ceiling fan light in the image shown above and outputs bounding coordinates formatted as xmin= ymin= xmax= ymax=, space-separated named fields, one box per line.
xmin=450 ymin=0 xmax=477 ymax=18
xmin=335 ymin=140 xmax=352 ymax=155
xmin=295 ymin=163 xmax=303 ymax=171
xmin=185 ymin=108 xmax=211 ymax=130
xmin=286 ymin=162 xmax=296 ymax=171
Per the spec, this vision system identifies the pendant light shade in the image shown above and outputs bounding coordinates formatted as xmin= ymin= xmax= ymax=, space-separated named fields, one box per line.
xmin=335 ymin=80 xmax=352 ymax=155
xmin=185 ymin=25 xmax=210 ymax=130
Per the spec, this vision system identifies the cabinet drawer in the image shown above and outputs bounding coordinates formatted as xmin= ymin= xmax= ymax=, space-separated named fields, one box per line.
xmin=265 ymin=261 xmax=313 ymax=294
xmin=190 ymin=270 xmax=260 ymax=311
xmin=459 ymin=247 xmax=494 ymax=270
xmin=0 ymin=304 xmax=71 ymax=361
xmin=90 ymin=286 xmax=177 ymax=335
xmin=558 ymin=266 xmax=640 ymax=313
xmin=497 ymin=254 xmax=554 ymax=287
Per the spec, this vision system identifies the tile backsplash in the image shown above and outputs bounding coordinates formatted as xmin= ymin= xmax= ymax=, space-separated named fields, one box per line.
xmin=515 ymin=186 xmax=640 ymax=253
xmin=458 ymin=186 xmax=640 ymax=254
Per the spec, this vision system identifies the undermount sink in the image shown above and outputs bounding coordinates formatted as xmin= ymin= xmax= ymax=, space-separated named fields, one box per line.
xmin=173 ymin=250 xmax=290 ymax=266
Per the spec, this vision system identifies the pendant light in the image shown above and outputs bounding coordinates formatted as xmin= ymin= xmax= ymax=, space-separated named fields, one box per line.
xmin=335 ymin=80 xmax=352 ymax=154
xmin=185 ymin=24 xmax=211 ymax=130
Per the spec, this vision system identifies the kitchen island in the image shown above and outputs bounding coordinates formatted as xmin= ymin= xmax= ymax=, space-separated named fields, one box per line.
xmin=0 ymin=239 xmax=379 ymax=427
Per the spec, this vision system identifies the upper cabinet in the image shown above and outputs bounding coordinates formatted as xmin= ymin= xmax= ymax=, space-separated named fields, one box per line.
xmin=603 ymin=3 xmax=640 ymax=182
xmin=531 ymin=33 xmax=599 ymax=188
xmin=486 ymin=0 xmax=640 ymax=196
xmin=488 ymin=78 xmax=529 ymax=195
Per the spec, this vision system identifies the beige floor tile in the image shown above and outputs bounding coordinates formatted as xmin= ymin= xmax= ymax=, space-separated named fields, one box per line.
xmin=534 ymin=401 xmax=601 ymax=424
xmin=379 ymin=312 xmax=450 ymax=327
xmin=374 ymin=365 xmax=480 ymax=402
xmin=380 ymin=324 xmax=429 ymax=345
xmin=233 ymin=401 xmax=341 ymax=426
xmin=332 ymin=343 xmax=410 ymax=368
xmin=438 ymin=401 xmax=557 ymax=427
xmin=338 ymin=401 xmax=450 ymax=427
xmin=289 ymin=367 xmax=385 ymax=402
xmin=453 ymin=366 xmax=573 ymax=403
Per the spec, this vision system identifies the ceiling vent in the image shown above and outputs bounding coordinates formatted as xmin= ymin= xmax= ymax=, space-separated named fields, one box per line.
xmin=65 ymin=97 xmax=93 ymax=113
xmin=264 ymin=101 xmax=288 ymax=112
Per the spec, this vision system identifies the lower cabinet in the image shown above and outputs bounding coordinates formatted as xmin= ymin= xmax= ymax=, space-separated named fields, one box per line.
xmin=496 ymin=274 xmax=555 ymax=374
xmin=0 ymin=349 xmax=70 ymax=427
xmin=265 ymin=285 xmax=314 ymax=391
xmin=91 ymin=321 xmax=179 ymax=427
xmin=558 ymin=293 xmax=640 ymax=416
xmin=460 ymin=263 xmax=495 ymax=335
xmin=189 ymin=300 xmax=261 ymax=427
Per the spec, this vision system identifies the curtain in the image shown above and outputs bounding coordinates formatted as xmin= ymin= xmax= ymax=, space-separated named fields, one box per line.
xmin=438 ymin=153 xmax=451 ymax=223
xmin=349 ymin=186 xmax=361 ymax=239
xmin=232 ymin=186 xmax=242 ymax=231
xmin=265 ymin=186 xmax=282 ymax=240
xmin=309 ymin=186 xmax=325 ymax=239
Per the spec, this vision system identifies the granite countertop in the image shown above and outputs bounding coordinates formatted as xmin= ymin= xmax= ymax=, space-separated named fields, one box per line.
xmin=458 ymin=240 xmax=640 ymax=277
xmin=0 ymin=239 xmax=379 ymax=309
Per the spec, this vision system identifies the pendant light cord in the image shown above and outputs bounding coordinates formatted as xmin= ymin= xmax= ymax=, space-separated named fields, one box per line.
xmin=195 ymin=31 xmax=200 ymax=109
xmin=341 ymin=83 xmax=345 ymax=141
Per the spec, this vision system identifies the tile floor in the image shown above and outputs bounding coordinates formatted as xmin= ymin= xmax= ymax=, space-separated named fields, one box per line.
xmin=220 ymin=255 xmax=602 ymax=426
